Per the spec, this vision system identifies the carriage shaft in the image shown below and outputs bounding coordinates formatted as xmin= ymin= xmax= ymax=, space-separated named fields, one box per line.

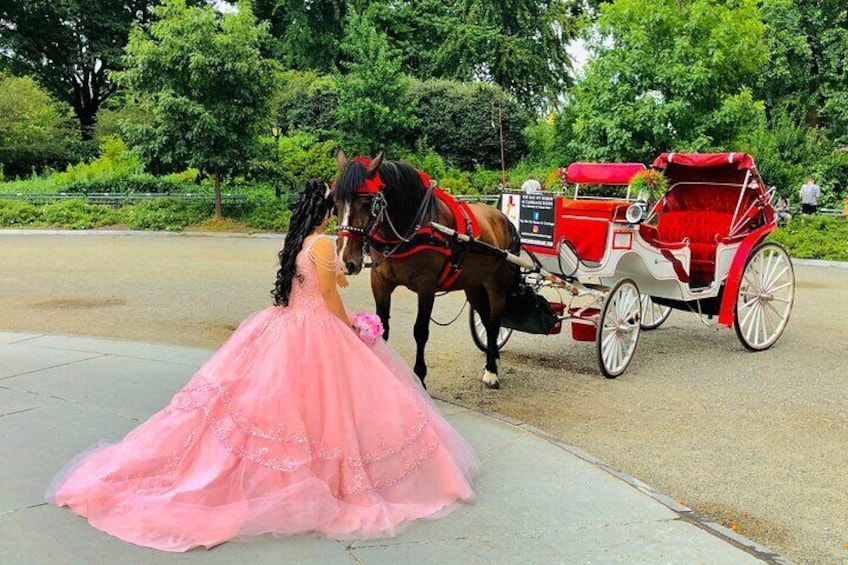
xmin=429 ymin=221 xmax=582 ymax=295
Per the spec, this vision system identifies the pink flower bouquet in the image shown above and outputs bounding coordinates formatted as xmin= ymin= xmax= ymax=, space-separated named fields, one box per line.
xmin=351 ymin=312 xmax=384 ymax=346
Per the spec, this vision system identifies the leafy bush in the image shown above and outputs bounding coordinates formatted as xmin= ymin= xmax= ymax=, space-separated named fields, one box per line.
xmin=407 ymin=79 xmax=530 ymax=170
xmin=274 ymin=71 xmax=340 ymax=139
xmin=400 ymin=146 xmax=447 ymax=180
xmin=38 ymin=200 xmax=118 ymax=229
xmin=769 ymin=216 xmax=848 ymax=261
xmin=115 ymin=200 xmax=211 ymax=231
xmin=63 ymin=174 xmax=198 ymax=195
xmin=0 ymin=201 xmax=38 ymax=226
xmin=54 ymin=136 xmax=142 ymax=184
xmin=233 ymin=193 xmax=291 ymax=231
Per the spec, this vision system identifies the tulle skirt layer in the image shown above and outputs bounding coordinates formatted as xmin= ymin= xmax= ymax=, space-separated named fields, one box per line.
xmin=48 ymin=306 xmax=479 ymax=552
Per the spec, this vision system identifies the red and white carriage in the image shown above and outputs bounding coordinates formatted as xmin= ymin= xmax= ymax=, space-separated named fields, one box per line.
xmin=464 ymin=152 xmax=795 ymax=377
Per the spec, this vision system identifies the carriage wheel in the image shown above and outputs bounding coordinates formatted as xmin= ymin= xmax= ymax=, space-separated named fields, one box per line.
xmin=469 ymin=309 xmax=513 ymax=353
xmin=734 ymin=242 xmax=795 ymax=351
xmin=597 ymin=279 xmax=642 ymax=378
xmin=640 ymin=295 xmax=672 ymax=330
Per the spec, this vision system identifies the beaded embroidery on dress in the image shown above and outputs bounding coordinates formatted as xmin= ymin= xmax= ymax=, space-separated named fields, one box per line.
xmin=47 ymin=235 xmax=479 ymax=552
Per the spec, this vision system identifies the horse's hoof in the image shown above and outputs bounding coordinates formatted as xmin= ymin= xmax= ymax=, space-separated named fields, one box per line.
xmin=481 ymin=369 xmax=500 ymax=389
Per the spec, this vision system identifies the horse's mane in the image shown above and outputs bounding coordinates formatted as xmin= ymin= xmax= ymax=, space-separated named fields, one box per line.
xmin=336 ymin=158 xmax=428 ymax=234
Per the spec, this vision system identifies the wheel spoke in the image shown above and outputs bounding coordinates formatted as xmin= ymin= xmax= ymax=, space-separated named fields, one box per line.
xmin=767 ymin=280 xmax=793 ymax=294
xmin=760 ymin=251 xmax=779 ymax=289
xmin=764 ymin=263 xmax=789 ymax=291
xmin=614 ymin=336 xmax=624 ymax=370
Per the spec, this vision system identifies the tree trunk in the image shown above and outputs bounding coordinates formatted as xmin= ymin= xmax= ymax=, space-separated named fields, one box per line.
xmin=214 ymin=171 xmax=223 ymax=220
xmin=75 ymin=104 xmax=99 ymax=141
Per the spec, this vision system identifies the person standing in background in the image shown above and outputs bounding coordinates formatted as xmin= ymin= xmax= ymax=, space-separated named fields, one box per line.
xmin=800 ymin=176 xmax=821 ymax=214
xmin=522 ymin=175 xmax=542 ymax=194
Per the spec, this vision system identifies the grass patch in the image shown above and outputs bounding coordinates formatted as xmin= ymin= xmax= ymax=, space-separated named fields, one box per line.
xmin=0 ymin=195 xmax=291 ymax=233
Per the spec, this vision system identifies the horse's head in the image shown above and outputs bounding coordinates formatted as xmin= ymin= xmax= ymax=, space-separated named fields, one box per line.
xmin=332 ymin=149 xmax=384 ymax=275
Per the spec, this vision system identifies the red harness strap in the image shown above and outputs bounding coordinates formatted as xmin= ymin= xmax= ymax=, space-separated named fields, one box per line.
xmin=433 ymin=189 xmax=481 ymax=291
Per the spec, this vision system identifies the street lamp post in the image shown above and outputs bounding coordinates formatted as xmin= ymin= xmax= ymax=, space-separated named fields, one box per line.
xmin=271 ymin=120 xmax=282 ymax=199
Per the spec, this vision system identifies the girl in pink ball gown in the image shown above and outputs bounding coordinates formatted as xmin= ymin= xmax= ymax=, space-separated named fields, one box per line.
xmin=47 ymin=179 xmax=479 ymax=552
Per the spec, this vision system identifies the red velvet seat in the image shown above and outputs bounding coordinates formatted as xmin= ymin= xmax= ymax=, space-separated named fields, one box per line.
xmin=655 ymin=211 xmax=734 ymax=283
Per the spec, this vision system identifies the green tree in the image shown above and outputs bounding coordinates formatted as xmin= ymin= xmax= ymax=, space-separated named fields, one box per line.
xmin=0 ymin=1 xmax=201 ymax=140
xmin=757 ymin=0 xmax=848 ymax=136
xmin=407 ymin=79 xmax=530 ymax=170
xmin=336 ymin=11 xmax=414 ymax=155
xmin=421 ymin=0 xmax=580 ymax=108
xmin=251 ymin=0 xmax=345 ymax=71
xmin=0 ymin=74 xmax=73 ymax=175
xmin=274 ymin=70 xmax=340 ymax=139
xmin=562 ymin=0 xmax=767 ymax=163
xmin=251 ymin=0 xmax=580 ymax=108
xmin=119 ymin=0 xmax=275 ymax=219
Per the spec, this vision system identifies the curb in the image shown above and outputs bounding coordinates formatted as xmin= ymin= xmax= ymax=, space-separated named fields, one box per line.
xmin=431 ymin=393 xmax=796 ymax=565
xmin=791 ymin=257 xmax=848 ymax=269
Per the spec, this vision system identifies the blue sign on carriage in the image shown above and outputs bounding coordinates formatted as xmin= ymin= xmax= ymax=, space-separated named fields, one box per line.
xmin=518 ymin=192 xmax=556 ymax=247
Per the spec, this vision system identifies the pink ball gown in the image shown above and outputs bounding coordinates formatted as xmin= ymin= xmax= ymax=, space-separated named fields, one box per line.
xmin=47 ymin=235 xmax=479 ymax=552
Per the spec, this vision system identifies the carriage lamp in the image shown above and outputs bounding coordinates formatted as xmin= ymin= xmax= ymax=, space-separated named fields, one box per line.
xmin=271 ymin=121 xmax=282 ymax=142
xmin=625 ymin=202 xmax=647 ymax=224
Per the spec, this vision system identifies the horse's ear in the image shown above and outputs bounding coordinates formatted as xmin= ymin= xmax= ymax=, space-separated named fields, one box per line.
xmin=335 ymin=148 xmax=348 ymax=168
xmin=366 ymin=153 xmax=383 ymax=179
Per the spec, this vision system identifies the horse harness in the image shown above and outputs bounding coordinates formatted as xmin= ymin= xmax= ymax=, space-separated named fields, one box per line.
xmin=336 ymin=158 xmax=481 ymax=291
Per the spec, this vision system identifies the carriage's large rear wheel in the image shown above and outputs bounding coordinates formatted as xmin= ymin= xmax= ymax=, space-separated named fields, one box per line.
xmin=597 ymin=279 xmax=642 ymax=378
xmin=640 ymin=295 xmax=672 ymax=330
xmin=469 ymin=309 xmax=513 ymax=352
xmin=734 ymin=242 xmax=795 ymax=351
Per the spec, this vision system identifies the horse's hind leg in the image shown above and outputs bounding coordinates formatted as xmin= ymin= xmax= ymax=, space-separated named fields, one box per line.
xmin=372 ymin=268 xmax=396 ymax=340
xmin=413 ymin=287 xmax=436 ymax=388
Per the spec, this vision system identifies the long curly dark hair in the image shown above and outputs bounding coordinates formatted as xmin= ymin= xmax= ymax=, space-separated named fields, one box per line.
xmin=272 ymin=179 xmax=333 ymax=306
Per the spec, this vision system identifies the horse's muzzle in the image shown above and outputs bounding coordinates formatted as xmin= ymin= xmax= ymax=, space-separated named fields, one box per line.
xmin=345 ymin=261 xmax=362 ymax=276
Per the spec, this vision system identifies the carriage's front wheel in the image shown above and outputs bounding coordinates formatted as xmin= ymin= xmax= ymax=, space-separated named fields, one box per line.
xmin=640 ymin=295 xmax=672 ymax=330
xmin=734 ymin=242 xmax=795 ymax=351
xmin=469 ymin=309 xmax=513 ymax=353
xmin=597 ymin=279 xmax=642 ymax=378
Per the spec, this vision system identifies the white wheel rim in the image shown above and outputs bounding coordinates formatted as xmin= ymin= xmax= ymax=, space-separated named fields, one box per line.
xmin=473 ymin=312 xmax=511 ymax=347
xmin=601 ymin=283 xmax=641 ymax=374
xmin=736 ymin=245 xmax=794 ymax=349
xmin=640 ymin=295 xmax=670 ymax=328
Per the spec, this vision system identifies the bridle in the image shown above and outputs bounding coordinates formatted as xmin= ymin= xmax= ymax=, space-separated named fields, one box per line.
xmin=336 ymin=190 xmax=388 ymax=242
xmin=334 ymin=159 xmax=437 ymax=259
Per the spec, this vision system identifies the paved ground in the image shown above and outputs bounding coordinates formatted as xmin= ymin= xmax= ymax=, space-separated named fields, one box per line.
xmin=1 ymin=231 xmax=846 ymax=563
xmin=0 ymin=332 xmax=778 ymax=564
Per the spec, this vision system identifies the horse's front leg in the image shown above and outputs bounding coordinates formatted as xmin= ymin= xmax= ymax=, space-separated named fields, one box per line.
xmin=482 ymin=288 xmax=508 ymax=389
xmin=371 ymin=268 xmax=396 ymax=340
xmin=413 ymin=288 xmax=436 ymax=388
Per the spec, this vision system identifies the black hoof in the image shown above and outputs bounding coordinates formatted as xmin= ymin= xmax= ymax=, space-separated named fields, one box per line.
xmin=484 ymin=380 xmax=500 ymax=390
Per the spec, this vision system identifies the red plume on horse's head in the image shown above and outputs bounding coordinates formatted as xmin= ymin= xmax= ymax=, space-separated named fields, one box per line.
xmin=335 ymin=151 xmax=385 ymax=196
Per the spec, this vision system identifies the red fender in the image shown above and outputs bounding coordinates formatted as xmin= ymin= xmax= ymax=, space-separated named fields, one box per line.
xmin=717 ymin=224 xmax=776 ymax=327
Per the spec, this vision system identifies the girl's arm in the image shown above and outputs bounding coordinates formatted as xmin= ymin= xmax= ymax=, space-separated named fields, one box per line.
xmin=310 ymin=236 xmax=352 ymax=327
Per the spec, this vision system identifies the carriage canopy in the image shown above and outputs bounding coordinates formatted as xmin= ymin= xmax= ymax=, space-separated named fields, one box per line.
xmin=649 ymin=152 xmax=773 ymax=236
xmin=565 ymin=162 xmax=646 ymax=186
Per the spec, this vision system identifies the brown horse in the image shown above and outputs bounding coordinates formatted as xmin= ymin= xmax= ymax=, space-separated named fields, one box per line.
xmin=332 ymin=150 xmax=519 ymax=389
